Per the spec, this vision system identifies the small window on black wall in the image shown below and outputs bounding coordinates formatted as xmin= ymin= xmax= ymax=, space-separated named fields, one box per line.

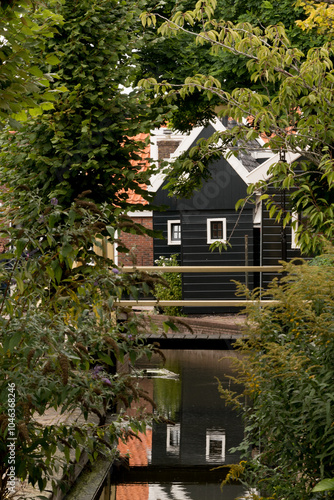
xmin=167 ymin=220 xmax=181 ymax=245
xmin=211 ymin=221 xmax=223 ymax=239
xmin=207 ymin=218 xmax=227 ymax=244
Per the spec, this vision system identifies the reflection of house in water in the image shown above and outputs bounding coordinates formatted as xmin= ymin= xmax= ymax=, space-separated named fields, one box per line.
xmin=150 ymin=350 xmax=243 ymax=467
xmin=166 ymin=423 xmax=180 ymax=456
xmin=118 ymin=429 xmax=153 ymax=467
xmin=119 ymin=351 xmax=243 ymax=467
xmin=116 ymin=483 xmax=149 ymax=500
xmin=116 ymin=350 xmax=245 ymax=500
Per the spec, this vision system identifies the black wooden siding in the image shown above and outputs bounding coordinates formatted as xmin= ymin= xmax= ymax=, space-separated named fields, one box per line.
xmin=181 ymin=210 xmax=254 ymax=313
xmin=152 ymin=125 xmax=258 ymax=312
xmin=153 ymin=210 xmax=181 ymax=263
xmin=261 ymin=187 xmax=303 ymax=289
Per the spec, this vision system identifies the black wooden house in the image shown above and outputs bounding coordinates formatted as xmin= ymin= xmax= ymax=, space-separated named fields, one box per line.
xmin=151 ymin=120 xmax=304 ymax=313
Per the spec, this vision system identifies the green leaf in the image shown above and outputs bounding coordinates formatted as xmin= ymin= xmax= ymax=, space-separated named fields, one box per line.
xmin=61 ymin=243 xmax=74 ymax=259
xmin=129 ymin=350 xmax=137 ymax=365
xmin=16 ymin=239 xmax=28 ymax=257
xmin=8 ymin=331 xmax=22 ymax=352
xmin=64 ymin=446 xmax=70 ymax=463
xmin=53 ymin=263 xmax=62 ymax=284
xmin=163 ymin=320 xmax=179 ymax=332
xmin=75 ymin=447 xmax=81 ymax=463
xmin=29 ymin=66 xmax=44 ymax=78
xmin=98 ymin=352 xmax=114 ymax=366
xmin=312 ymin=479 xmax=334 ymax=492
xmin=15 ymin=276 xmax=25 ymax=294
xmin=12 ymin=110 xmax=28 ymax=122
xmin=45 ymin=54 xmax=61 ymax=65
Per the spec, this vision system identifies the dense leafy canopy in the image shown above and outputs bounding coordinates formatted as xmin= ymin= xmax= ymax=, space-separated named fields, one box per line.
xmin=0 ymin=0 xmax=64 ymax=127
xmin=137 ymin=0 xmax=325 ymax=131
xmin=0 ymin=0 xmax=169 ymax=496
xmin=0 ymin=0 xmax=171 ymax=211
xmin=139 ymin=0 xmax=334 ymax=254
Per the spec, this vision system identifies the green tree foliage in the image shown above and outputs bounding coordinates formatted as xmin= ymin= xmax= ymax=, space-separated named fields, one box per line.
xmin=137 ymin=0 xmax=325 ymax=131
xmin=0 ymin=196 xmax=163 ymax=497
xmin=0 ymin=0 xmax=170 ymax=496
xmin=0 ymin=0 xmax=64 ymax=127
xmin=154 ymin=254 xmax=184 ymax=316
xmin=139 ymin=0 xmax=334 ymax=254
xmin=0 ymin=0 xmax=170 ymax=212
xmin=218 ymin=256 xmax=334 ymax=499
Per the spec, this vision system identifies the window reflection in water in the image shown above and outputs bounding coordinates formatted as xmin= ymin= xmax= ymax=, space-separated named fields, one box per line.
xmin=115 ymin=350 xmax=245 ymax=500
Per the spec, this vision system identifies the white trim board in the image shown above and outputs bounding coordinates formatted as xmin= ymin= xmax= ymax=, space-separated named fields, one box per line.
xmin=246 ymin=151 xmax=302 ymax=184
xmin=127 ymin=210 xmax=153 ymax=217
xmin=149 ymin=118 xmax=271 ymax=192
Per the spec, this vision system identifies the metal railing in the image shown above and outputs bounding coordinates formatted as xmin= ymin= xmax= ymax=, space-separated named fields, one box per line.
xmin=117 ymin=265 xmax=283 ymax=307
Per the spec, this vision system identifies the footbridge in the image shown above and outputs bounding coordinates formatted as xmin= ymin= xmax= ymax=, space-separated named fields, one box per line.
xmin=117 ymin=265 xmax=283 ymax=348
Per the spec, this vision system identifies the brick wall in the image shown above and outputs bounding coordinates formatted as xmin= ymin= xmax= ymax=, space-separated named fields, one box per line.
xmin=118 ymin=216 xmax=154 ymax=266
xmin=158 ymin=140 xmax=181 ymax=161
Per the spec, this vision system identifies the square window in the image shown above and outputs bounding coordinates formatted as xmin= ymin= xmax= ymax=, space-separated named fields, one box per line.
xmin=206 ymin=429 xmax=226 ymax=462
xmin=167 ymin=220 xmax=181 ymax=245
xmin=166 ymin=424 xmax=180 ymax=455
xmin=207 ymin=218 xmax=226 ymax=244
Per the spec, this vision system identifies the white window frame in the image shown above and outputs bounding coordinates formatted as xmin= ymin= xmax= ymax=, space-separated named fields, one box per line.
xmin=167 ymin=220 xmax=181 ymax=245
xmin=205 ymin=429 xmax=226 ymax=462
xmin=166 ymin=423 xmax=181 ymax=455
xmin=207 ymin=218 xmax=227 ymax=244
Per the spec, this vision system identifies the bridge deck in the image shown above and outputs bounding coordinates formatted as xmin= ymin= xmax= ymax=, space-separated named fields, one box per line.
xmin=137 ymin=313 xmax=245 ymax=348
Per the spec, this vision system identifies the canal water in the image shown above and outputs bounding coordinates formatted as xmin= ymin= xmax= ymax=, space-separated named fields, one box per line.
xmin=112 ymin=349 xmax=246 ymax=500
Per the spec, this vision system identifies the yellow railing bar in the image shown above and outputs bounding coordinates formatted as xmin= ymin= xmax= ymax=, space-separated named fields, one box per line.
xmin=121 ymin=266 xmax=283 ymax=273
xmin=116 ymin=300 xmax=279 ymax=307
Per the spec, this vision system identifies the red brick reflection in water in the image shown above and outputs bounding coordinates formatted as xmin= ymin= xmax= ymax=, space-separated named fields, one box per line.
xmin=118 ymin=377 xmax=153 ymax=466
xmin=117 ymin=425 xmax=152 ymax=500
xmin=116 ymin=483 xmax=149 ymax=500
xmin=118 ymin=429 xmax=152 ymax=466
xmin=117 ymin=377 xmax=153 ymax=498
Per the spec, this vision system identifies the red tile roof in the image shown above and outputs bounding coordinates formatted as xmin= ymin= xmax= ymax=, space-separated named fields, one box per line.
xmin=121 ymin=133 xmax=150 ymax=206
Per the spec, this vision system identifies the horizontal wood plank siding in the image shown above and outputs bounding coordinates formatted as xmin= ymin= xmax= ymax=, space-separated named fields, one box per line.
xmin=181 ymin=210 xmax=254 ymax=313
xmin=153 ymin=210 xmax=181 ymax=262
xmin=261 ymin=187 xmax=303 ymax=289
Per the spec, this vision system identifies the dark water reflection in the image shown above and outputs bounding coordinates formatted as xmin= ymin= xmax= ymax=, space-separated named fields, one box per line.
xmin=113 ymin=349 xmax=245 ymax=500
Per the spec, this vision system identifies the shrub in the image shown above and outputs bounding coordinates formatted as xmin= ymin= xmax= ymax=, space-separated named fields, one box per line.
xmin=220 ymin=253 xmax=334 ymax=499
xmin=154 ymin=254 xmax=184 ymax=316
